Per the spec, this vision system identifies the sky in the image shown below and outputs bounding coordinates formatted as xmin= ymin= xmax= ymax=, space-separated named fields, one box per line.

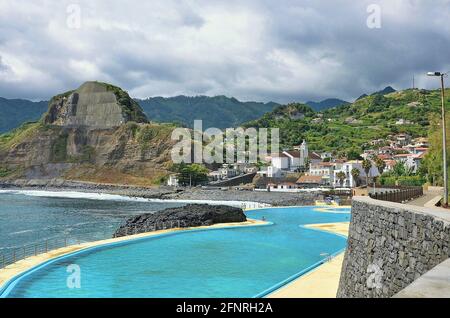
xmin=0 ymin=0 xmax=449 ymax=103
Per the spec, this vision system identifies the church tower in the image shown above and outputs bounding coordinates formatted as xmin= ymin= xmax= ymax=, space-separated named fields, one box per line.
xmin=299 ymin=140 xmax=308 ymax=166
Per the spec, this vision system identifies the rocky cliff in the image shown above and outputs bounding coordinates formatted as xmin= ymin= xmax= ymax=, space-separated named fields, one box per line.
xmin=113 ymin=204 xmax=247 ymax=237
xmin=0 ymin=82 xmax=176 ymax=185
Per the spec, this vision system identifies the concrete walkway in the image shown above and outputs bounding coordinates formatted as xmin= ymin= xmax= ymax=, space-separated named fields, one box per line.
xmin=394 ymin=258 xmax=450 ymax=298
xmin=408 ymin=189 xmax=443 ymax=207
xmin=268 ymin=222 xmax=349 ymax=298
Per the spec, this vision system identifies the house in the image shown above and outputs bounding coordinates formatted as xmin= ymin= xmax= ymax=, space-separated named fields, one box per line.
xmin=218 ymin=165 xmax=238 ymax=179
xmin=308 ymin=151 xmax=322 ymax=165
xmin=395 ymin=118 xmax=413 ymax=125
xmin=268 ymin=182 xmax=299 ymax=192
xmin=395 ymin=133 xmax=412 ymax=147
xmin=271 ymin=153 xmax=290 ymax=170
xmin=167 ymin=174 xmax=179 ymax=187
xmin=406 ymin=153 xmax=426 ymax=173
xmin=320 ymin=152 xmax=333 ymax=160
xmin=308 ymin=162 xmax=336 ymax=185
xmin=296 ymin=175 xmax=325 ymax=188
xmin=333 ymin=160 xmax=379 ymax=188
xmin=257 ymin=165 xmax=285 ymax=178
xmin=383 ymin=159 xmax=397 ymax=172
xmin=282 ymin=151 xmax=302 ymax=171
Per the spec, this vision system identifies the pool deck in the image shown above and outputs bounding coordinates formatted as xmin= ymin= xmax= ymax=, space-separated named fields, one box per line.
xmin=0 ymin=218 xmax=267 ymax=289
xmin=267 ymin=221 xmax=350 ymax=298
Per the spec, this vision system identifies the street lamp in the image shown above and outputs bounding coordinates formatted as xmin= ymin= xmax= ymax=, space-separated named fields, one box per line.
xmin=427 ymin=71 xmax=448 ymax=207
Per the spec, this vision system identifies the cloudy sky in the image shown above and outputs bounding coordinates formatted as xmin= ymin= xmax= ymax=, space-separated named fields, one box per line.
xmin=0 ymin=0 xmax=449 ymax=103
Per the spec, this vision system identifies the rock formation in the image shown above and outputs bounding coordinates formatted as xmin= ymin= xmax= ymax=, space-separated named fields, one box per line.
xmin=0 ymin=81 xmax=176 ymax=185
xmin=43 ymin=81 xmax=147 ymax=128
xmin=113 ymin=204 xmax=247 ymax=237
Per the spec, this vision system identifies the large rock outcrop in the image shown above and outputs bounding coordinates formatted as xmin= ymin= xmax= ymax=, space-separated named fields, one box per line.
xmin=113 ymin=204 xmax=247 ymax=237
xmin=43 ymin=81 xmax=148 ymax=128
xmin=0 ymin=82 xmax=176 ymax=185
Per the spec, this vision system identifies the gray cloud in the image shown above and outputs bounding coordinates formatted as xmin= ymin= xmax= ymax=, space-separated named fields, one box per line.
xmin=0 ymin=0 xmax=449 ymax=103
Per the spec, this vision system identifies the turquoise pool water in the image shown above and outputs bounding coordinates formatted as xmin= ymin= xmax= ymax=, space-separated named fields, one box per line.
xmin=2 ymin=206 xmax=350 ymax=298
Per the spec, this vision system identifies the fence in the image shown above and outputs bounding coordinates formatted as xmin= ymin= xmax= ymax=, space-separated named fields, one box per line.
xmin=0 ymin=220 xmax=189 ymax=270
xmin=369 ymin=186 xmax=423 ymax=203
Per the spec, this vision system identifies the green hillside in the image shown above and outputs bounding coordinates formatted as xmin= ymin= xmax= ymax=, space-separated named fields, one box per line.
xmin=244 ymin=88 xmax=448 ymax=157
xmin=0 ymin=98 xmax=47 ymax=133
xmin=0 ymin=95 xmax=280 ymax=133
xmin=136 ymin=95 xmax=280 ymax=129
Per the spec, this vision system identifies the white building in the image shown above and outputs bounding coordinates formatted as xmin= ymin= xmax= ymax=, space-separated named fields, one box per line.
xmin=167 ymin=174 xmax=179 ymax=187
xmin=308 ymin=162 xmax=337 ymax=186
xmin=333 ymin=160 xmax=379 ymax=188
xmin=271 ymin=153 xmax=290 ymax=170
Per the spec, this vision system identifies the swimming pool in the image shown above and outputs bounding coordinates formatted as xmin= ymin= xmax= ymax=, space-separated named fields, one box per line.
xmin=1 ymin=206 xmax=350 ymax=298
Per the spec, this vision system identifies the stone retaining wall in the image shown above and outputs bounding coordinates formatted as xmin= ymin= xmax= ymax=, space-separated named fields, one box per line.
xmin=337 ymin=196 xmax=450 ymax=298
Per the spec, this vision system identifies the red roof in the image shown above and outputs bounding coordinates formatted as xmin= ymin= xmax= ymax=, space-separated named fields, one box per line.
xmin=271 ymin=153 xmax=289 ymax=158
xmin=283 ymin=151 xmax=301 ymax=158
xmin=377 ymin=154 xmax=392 ymax=160
xmin=296 ymin=175 xmax=323 ymax=184
xmin=309 ymin=152 xmax=321 ymax=160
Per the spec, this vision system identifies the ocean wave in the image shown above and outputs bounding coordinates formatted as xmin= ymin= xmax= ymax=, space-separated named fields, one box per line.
xmin=0 ymin=189 xmax=269 ymax=208
xmin=0 ymin=190 xmax=150 ymax=202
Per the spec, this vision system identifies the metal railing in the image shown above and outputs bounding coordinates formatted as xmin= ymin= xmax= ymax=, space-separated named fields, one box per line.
xmin=0 ymin=220 xmax=198 ymax=269
xmin=369 ymin=186 xmax=423 ymax=203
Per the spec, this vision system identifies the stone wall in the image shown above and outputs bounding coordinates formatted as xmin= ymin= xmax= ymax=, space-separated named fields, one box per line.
xmin=337 ymin=196 xmax=450 ymax=298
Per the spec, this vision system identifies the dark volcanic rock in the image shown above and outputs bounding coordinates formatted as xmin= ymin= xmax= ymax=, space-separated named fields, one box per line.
xmin=113 ymin=204 xmax=246 ymax=237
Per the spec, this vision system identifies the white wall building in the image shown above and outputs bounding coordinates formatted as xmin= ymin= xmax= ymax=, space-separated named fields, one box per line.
xmin=333 ymin=160 xmax=379 ymax=188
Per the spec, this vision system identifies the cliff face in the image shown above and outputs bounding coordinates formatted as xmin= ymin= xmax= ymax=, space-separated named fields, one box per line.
xmin=43 ymin=81 xmax=147 ymax=128
xmin=0 ymin=82 xmax=176 ymax=185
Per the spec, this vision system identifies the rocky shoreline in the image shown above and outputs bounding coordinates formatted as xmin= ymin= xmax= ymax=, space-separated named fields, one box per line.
xmin=113 ymin=204 xmax=247 ymax=237
xmin=0 ymin=179 xmax=323 ymax=206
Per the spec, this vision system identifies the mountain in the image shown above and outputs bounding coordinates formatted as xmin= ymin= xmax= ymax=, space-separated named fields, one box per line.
xmin=306 ymin=98 xmax=349 ymax=111
xmin=244 ymin=88 xmax=446 ymax=155
xmin=0 ymin=95 xmax=280 ymax=133
xmin=0 ymin=82 xmax=176 ymax=186
xmin=374 ymin=86 xmax=396 ymax=95
xmin=136 ymin=95 xmax=280 ymax=129
xmin=0 ymin=98 xmax=47 ymax=133
xmin=356 ymin=86 xmax=396 ymax=101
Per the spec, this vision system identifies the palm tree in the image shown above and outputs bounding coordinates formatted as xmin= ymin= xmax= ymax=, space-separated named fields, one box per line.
xmin=375 ymin=157 xmax=386 ymax=176
xmin=336 ymin=171 xmax=347 ymax=187
xmin=362 ymin=159 xmax=372 ymax=186
xmin=351 ymin=168 xmax=361 ymax=187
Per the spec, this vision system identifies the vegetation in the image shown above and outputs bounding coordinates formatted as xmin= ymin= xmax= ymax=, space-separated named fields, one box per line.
xmin=50 ymin=132 xmax=68 ymax=162
xmin=362 ymin=159 xmax=372 ymax=186
xmin=172 ymin=162 xmax=209 ymax=186
xmin=0 ymin=98 xmax=47 ymax=133
xmin=137 ymin=95 xmax=280 ymax=129
xmin=418 ymin=114 xmax=450 ymax=187
xmin=351 ymin=168 xmax=360 ymax=187
xmin=243 ymin=88 xmax=447 ymax=155
xmin=379 ymin=162 xmax=426 ymax=187
xmin=135 ymin=123 xmax=176 ymax=151
xmin=0 ymin=166 xmax=11 ymax=178
xmin=101 ymin=82 xmax=148 ymax=123
xmin=0 ymin=121 xmax=45 ymax=151
xmin=336 ymin=171 xmax=346 ymax=187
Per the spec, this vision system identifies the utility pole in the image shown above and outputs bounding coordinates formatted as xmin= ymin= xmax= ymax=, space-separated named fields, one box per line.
xmin=440 ymin=74 xmax=448 ymax=207
xmin=428 ymin=71 xmax=449 ymax=207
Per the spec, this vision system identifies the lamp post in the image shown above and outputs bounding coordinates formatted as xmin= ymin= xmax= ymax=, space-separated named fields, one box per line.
xmin=427 ymin=72 xmax=448 ymax=207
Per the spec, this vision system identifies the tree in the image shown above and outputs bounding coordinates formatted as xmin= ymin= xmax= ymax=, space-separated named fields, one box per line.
xmin=336 ymin=171 xmax=347 ymax=187
xmin=362 ymin=159 xmax=372 ymax=186
xmin=351 ymin=168 xmax=361 ymax=187
xmin=374 ymin=157 xmax=386 ymax=186
xmin=173 ymin=163 xmax=209 ymax=186
xmin=374 ymin=157 xmax=386 ymax=175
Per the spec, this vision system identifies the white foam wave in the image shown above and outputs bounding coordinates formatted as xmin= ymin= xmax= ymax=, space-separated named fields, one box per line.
xmin=0 ymin=189 xmax=269 ymax=209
